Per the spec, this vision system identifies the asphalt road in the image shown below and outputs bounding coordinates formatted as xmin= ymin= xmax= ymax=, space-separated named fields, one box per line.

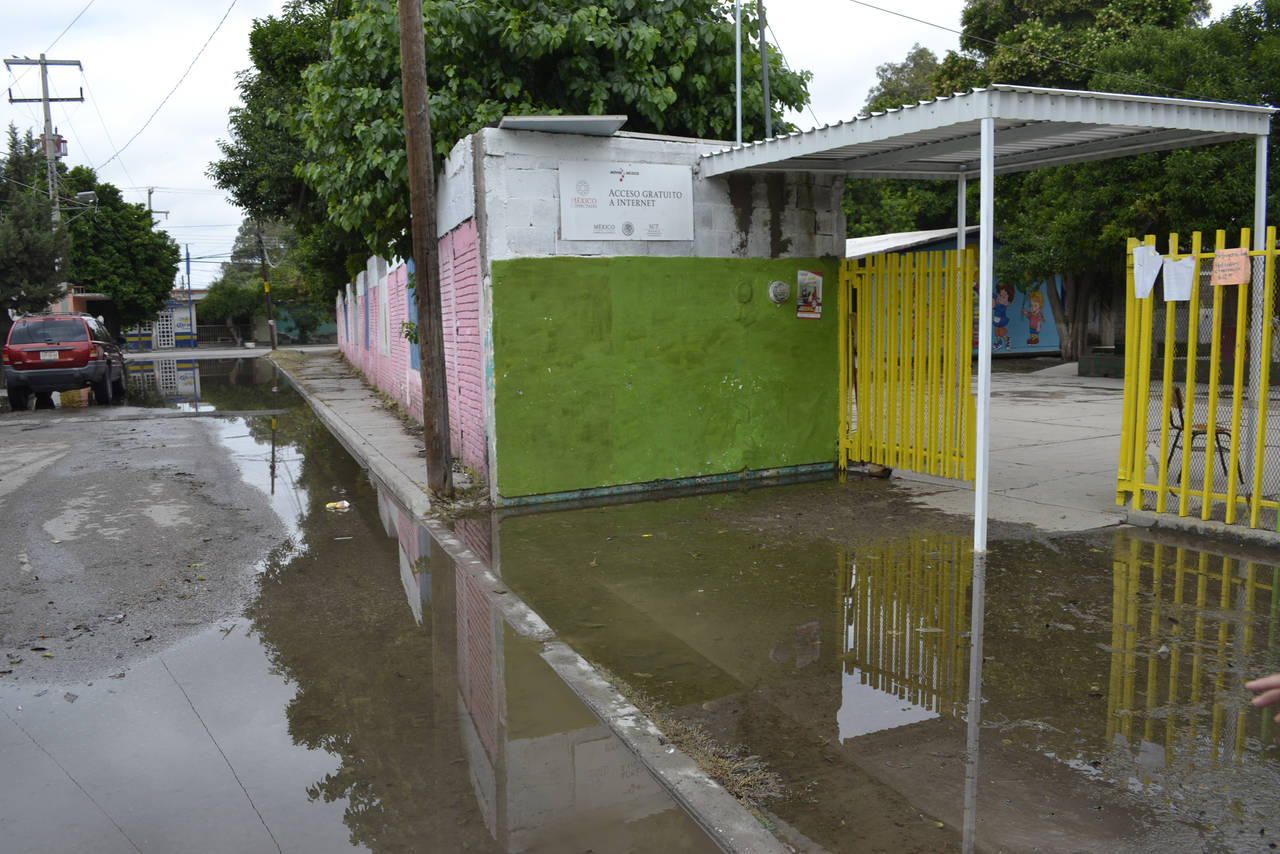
xmin=0 ymin=401 xmax=287 ymax=683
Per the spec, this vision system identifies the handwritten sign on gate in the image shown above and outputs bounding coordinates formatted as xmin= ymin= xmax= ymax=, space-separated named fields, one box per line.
xmin=1209 ymin=248 xmax=1251 ymax=287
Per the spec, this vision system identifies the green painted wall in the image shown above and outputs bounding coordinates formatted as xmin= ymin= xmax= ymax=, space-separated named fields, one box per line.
xmin=492 ymin=256 xmax=839 ymax=498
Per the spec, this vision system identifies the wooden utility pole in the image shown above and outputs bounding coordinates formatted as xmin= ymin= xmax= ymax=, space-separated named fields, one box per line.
xmin=397 ymin=0 xmax=453 ymax=498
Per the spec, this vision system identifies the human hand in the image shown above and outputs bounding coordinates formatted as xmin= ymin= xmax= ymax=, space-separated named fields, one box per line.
xmin=1246 ymin=673 xmax=1280 ymax=720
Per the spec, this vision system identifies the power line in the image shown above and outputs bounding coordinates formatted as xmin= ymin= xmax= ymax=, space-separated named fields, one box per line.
xmin=80 ymin=71 xmax=136 ymax=187
xmin=765 ymin=21 xmax=821 ymax=128
xmin=46 ymin=0 xmax=98 ymax=53
xmin=840 ymin=0 xmax=1220 ymax=105
xmin=95 ymin=0 xmax=239 ymax=171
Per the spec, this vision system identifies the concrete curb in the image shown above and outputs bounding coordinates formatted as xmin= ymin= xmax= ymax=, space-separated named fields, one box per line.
xmin=1126 ymin=509 xmax=1280 ymax=549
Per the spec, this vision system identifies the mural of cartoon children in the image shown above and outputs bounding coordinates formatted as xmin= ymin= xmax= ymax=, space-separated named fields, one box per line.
xmin=993 ymin=283 xmax=1015 ymax=351
xmin=1022 ymin=290 xmax=1044 ymax=345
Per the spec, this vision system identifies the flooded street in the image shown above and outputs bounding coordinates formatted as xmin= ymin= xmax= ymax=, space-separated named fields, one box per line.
xmin=5 ymin=356 xmax=1280 ymax=851
xmin=487 ymin=488 xmax=1280 ymax=851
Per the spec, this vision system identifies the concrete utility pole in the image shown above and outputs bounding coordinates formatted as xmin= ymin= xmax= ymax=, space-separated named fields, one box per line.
xmin=4 ymin=54 xmax=83 ymax=224
xmin=397 ymin=0 xmax=454 ymax=498
xmin=146 ymin=188 xmax=169 ymax=221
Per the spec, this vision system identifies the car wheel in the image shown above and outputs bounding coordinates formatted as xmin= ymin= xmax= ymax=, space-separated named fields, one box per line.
xmin=92 ymin=372 xmax=113 ymax=405
xmin=7 ymin=386 xmax=30 ymax=412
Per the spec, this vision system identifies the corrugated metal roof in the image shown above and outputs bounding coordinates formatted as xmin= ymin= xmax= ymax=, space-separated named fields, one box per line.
xmin=700 ymin=84 xmax=1275 ymax=180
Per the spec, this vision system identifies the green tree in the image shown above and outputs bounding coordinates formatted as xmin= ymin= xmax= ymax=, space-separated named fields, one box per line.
xmin=864 ymin=44 xmax=940 ymax=113
xmin=902 ymin=0 xmax=1243 ymax=359
xmin=845 ymin=46 xmax=958 ymax=239
xmin=216 ymin=0 xmax=812 ymax=267
xmin=63 ymin=166 xmax=181 ymax=330
xmin=201 ymin=218 xmax=332 ymax=343
xmin=209 ymin=1 xmax=365 ymax=295
xmin=0 ymin=126 xmax=68 ymax=331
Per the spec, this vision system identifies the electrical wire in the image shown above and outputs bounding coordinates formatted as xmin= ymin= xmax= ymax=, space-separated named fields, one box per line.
xmin=81 ymin=71 xmax=137 ymax=187
xmin=95 ymin=0 xmax=239 ymax=171
xmin=45 ymin=0 xmax=98 ymax=53
xmin=839 ymin=0 xmax=1221 ymax=104
xmin=765 ymin=21 xmax=822 ymax=128
xmin=4 ymin=1 xmax=97 ymax=90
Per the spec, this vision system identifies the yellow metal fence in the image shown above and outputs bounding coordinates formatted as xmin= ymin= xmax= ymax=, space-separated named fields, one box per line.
xmin=839 ymin=249 xmax=977 ymax=481
xmin=1116 ymin=228 xmax=1280 ymax=529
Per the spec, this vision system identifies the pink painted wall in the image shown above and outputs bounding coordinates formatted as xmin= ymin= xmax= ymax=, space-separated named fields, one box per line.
xmin=338 ymin=219 xmax=488 ymax=486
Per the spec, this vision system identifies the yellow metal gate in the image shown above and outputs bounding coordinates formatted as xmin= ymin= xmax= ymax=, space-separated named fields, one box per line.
xmin=1116 ymin=228 xmax=1280 ymax=529
xmin=839 ymin=248 xmax=976 ymax=480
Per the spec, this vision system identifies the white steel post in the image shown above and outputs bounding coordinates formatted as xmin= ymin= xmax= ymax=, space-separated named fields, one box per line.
xmin=974 ymin=118 xmax=995 ymax=553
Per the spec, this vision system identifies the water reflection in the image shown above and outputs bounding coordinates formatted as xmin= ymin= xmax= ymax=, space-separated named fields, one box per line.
xmin=365 ymin=489 xmax=719 ymax=852
xmin=1101 ymin=535 xmax=1280 ymax=831
xmin=485 ymin=483 xmax=1280 ymax=852
xmin=127 ymin=355 xmax=203 ymax=407
xmin=838 ymin=535 xmax=971 ymax=740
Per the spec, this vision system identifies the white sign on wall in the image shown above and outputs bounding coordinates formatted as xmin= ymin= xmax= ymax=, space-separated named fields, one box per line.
xmin=559 ymin=161 xmax=693 ymax=241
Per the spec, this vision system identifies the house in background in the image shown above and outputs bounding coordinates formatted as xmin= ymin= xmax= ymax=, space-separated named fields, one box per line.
xmin=126 ymin=285 xmax=201 ymax=351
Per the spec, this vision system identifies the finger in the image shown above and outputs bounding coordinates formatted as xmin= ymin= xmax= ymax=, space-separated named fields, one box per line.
xmin=1246 ymin=674 xmax=1280 ymax=692
xmin=1252 ymin=688 xmax=1280 ymax=708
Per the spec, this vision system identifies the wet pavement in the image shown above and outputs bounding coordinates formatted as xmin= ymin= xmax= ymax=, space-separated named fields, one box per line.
xmin=0 ymin=356 xmax=733 ymax=854
xmin=5 ymin=351 xmax=1280 ymax=852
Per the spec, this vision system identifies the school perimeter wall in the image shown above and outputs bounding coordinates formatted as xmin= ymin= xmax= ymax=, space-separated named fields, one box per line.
xmin=340 ymin=125 xmax=845 ymax=504
xmin=336 ymin=220 xmax=489 ymax=483
xmin=490 ymin=255 xmax=838 ymax=498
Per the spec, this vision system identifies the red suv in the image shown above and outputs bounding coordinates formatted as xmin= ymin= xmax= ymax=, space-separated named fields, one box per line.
xmin=3 ymin=313 xmax=127 ymax=410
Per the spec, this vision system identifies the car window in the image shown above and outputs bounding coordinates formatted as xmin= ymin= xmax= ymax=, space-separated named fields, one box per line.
xmin=8 ymin=319 xmax=90 ymax=344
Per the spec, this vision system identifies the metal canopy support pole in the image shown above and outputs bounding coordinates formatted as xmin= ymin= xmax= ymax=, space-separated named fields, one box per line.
xmin=1257 ymin=135 xmax=1269 ymax=249
xmin=957 ymin=173 xmax=968 ymax=445
xmin=974 ymin=118 xmax=995 ymax=553
xmin=963 ymin=121 xmax=994 ymax=854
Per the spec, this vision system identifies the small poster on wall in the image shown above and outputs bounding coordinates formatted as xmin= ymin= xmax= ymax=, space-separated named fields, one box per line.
xmin=797 ymin=270 xmax=822 ymax=318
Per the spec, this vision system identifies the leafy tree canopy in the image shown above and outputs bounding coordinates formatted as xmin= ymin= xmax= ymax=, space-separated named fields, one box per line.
xmin=62 ymin=165 xmax=181 ymax=330
xmin=214 ymin=0 xmax=813 ymax=273
xmin=864 ymin=44 xmax=940 ymax=113
xmin=0 ymin=126 xmax=68 ymax=320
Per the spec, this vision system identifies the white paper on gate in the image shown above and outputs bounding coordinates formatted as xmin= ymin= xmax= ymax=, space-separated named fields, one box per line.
xmin=1163 ymin=255 xmax=1195 ymax=301
xmin=1132 ymin=244 xmax=1162 ymax=298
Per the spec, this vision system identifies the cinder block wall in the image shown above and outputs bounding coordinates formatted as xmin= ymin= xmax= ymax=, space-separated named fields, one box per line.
xmin=337 ymin=219 xmax=489 ymax=486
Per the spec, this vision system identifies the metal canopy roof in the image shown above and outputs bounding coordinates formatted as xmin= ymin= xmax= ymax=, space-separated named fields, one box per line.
xmin=700 ymin=84 xmax=1275 ymax=181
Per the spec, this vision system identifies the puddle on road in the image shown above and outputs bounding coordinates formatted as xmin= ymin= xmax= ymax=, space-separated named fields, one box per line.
xmin=0 ymin=367 xmax=724 ymax=854
xmin=478 ymin=485 xmax=1280 ymax=852
xmin=8 ymin=358 xmax=1280 ymax=852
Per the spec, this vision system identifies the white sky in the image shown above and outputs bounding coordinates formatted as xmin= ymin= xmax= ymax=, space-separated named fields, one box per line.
xmin=3 ymin=0 xmax=1242 ymax=289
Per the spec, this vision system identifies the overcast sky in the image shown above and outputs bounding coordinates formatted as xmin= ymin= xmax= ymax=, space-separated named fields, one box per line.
xmin=3 ymin=0 xmax=1242 ymax=289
